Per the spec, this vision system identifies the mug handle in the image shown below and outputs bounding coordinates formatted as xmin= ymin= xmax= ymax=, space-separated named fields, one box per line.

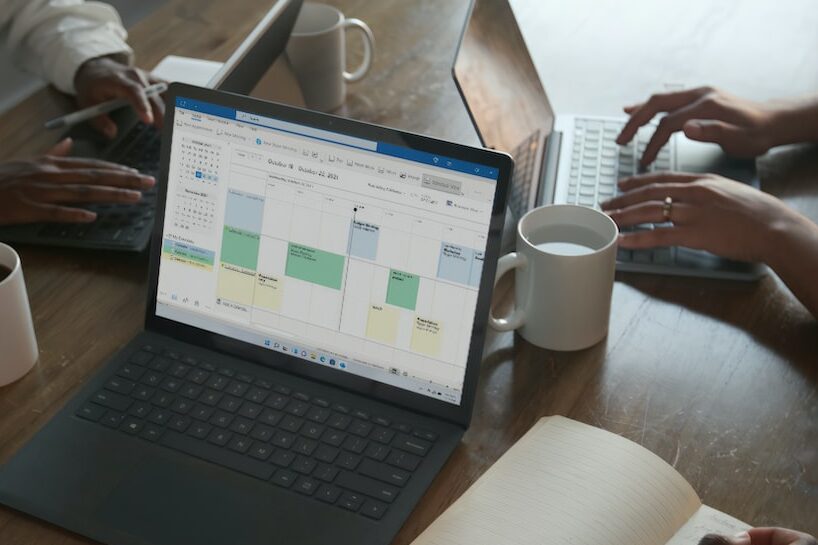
xmin=488 ymin=252 xmax=529 ymax=331
xmin=342 ymin=18 xmax=375 ymax=83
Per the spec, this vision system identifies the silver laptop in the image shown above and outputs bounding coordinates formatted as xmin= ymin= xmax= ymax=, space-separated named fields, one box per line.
xmin=453 ymin=0 xmax=764 ymax=281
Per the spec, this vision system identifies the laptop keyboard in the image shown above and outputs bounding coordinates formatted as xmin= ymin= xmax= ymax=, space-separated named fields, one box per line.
xmin=75 ymin=343 xmax=438 ymax=521
xmin=508 ymin=130 xmax=541 ymax=219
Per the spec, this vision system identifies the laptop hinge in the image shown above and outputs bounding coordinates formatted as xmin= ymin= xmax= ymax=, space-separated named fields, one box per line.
xmin=537 ymin=130 xmax=562 ymax=205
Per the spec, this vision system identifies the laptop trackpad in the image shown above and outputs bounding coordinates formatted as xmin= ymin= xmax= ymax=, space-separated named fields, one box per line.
xmin=676 ymin=136 xmax=757 ymax=186
xmin=96 ymin=459 xmax=277 ymax=545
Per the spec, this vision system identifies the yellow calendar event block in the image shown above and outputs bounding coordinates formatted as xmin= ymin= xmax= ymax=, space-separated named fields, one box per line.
xmin=366 ymin=305 xmax=399 ymax=344
xmin=411 ymin=316 xmax=442 ymax=357
xmin=254 ymin=273 xmax=283 ymax=311
xmin=217 ymin=263 xmax=255 ymax=306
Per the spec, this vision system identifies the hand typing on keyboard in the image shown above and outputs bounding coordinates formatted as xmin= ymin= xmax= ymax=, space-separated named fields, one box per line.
xmin=0 ymin=138 xmax=155 ymax=225
xmin=615 ymin=86 xmax=798 ymax=167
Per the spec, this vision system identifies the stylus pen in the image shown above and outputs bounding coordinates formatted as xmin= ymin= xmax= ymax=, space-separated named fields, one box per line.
xmin=43 ymin=82 xmax=168 ymax=130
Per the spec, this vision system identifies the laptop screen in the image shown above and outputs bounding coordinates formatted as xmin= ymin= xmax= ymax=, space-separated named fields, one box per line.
xmin=155 ymin=96 xmax=499 ymax=406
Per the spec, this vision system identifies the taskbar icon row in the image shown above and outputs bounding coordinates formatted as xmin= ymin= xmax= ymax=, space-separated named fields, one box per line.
xmin=262 ymin=338 xmax=348 ymax=370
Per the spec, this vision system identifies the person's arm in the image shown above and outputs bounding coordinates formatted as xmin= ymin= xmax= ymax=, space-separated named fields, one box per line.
xmin=699 ymin=527 xmax=816 ymax=545
xmin=763 ymin=207 xmax=818 ymax=319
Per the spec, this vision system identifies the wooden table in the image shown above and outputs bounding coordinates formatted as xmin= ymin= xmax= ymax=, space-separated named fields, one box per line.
xmin=1 ymin=0 xmax=816 ymax=543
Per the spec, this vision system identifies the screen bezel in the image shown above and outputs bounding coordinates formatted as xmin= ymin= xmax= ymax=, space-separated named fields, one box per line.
xmin=146 ymin=83 xmax=512 ymax=428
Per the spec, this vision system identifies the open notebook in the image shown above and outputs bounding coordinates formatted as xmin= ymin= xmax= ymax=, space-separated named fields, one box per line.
xmin=412 ymin=416 xmax=749 ymax=545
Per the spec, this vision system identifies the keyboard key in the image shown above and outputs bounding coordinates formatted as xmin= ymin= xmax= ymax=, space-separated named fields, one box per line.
xmin=360 ymin=458 xmax=409 ymax=487
xmin=371 ymin=427 xmax=395 ymax=444
xmin=148 ymin=408 xmax=171 ymax=426
xmin=76 ymin=403 xmax=106 ymax=422
xmin=218 ymin=367 xmax=235 ymax=378
xmin=332 ymin=403 xmax=350 ymax=414
xmin=206 ymin=375 xmax=229 ymax=391
xmin=314 ymin=444 xmax=339 ymax=464
xmin=349 ymin=420 xmax=372 ymax=437
xmin=337 ymin=491 xmax=363 ymax=512
xmin=229 ymin=417 xmax=252 ymax=435
xmin=351 ymin=409 xmax=369 ymax=420
xmin=187 ymin=369 xmax=210 ymax=385
xmin=285 ymin=400 xmax=309 ymax=416
xmin=141 ymin=423 xmax=164 ymax=442
xmin=387 ymin=449 xmax=420 ymax=471
xmin=265 ymin=393 xmax=289 ymax=410
xmin=337 ymin=471 xmax=399 ymax=503
xmin=361 ymin=499 xmax=388 ymax=520
xmin=117 ymin=364 xmax=146 ymax=381
xmin=293 ymin=437 xmax=318 ymax=456
xmin=272 ymin=431 xmax=295 ymax=448
xmin=180 ymin=384 xmax=203 ymax=400
xmin=313 ymin=397 xmax=330 ymax=408
xmin=392 ymin=434 xmax=430 ymax=456
xmin=313 ymin=463 xmax=339 ymax=483
xmin=271 ymin=469 xmax=297 ymax=488
xmin=129 ymin=401 xmax=151 ymax=418
xmin=129 ymin=351 xmax=154 ymax=366
xmin=168 ymin=362 xmax=191 ymax=378
xmin=236 ymin=373 xmax=254 ymax=384
xmin=272 ymin=384 xmax=291 ymax=395
xmin=91 ymin=390 xmax=132 ymax=412
xmin=301 ymin=422 xmax=324 ymax=439
xmin=281 ymin=415 xmax=303 ymax=433
xmin=246 ymin=387 xmax=268 ymax=404
xmin=292 ymin=456 xmax=317 ymax=475
xmin=211 ymin=411 xmax=233 ymax=428
xmin=131 ymin=385 xmax=153 ymax=400
xmin=141 ymin=371 xmax=162 ymax=387
xmin=162 ymin=431 xmax=273 ymax=481
xmin=218 ymin=395 xmax=242 ymax=413
xmin=343 ymin=436 xmax=367 ymax=454
xmin=392 ymin=422 xmax=412 ymax=434
xmin=171 ymin=398 xmax=193 ymax=414
xmin=336 ymin=452 xmax=361 ymax=471
xmin=226 ymin=381 xmax=249 ymax=397
xmin=294 ymin=476 xmax=318 ymax=495
xmin=250 ymin=423 xmax=275 ymax=442
xmin=248 ymin=443 xmax=273 ymax=461
xmin=152 ymin=392 xmax=173 ymax=408
xmin=259 ymin=408 xmax=282 ymax=426
xmin=227 ymin=436 xmax=252 ymax=454
xmin=148 ymin=357 xmax=171 ymax=372
xmin=190 ymin=405 xmax=213 ymax=421
xmin=327 ymin=413 xmax=351 ymax=430
xmin=169 ymin=415 xmax=191 ymax=433
xmin=208 ymin=429 xmax=232 ymax=446
xmin=120 ymin=417 xmax=143 ymax=435
xmin=101 ymin=410 xmax=125 ymax=428
xmin=199 ymin=389 xmax=223 ymax=406
xmin=322 ymin=429 xmax=346 ymax=447
xmin=293 ymin=392 xmax=310 ymax=402
xmin=188 ymin=422 xmax=211 ymax=439
xmin=364 ymin=443 xmax=390 ymax=462
xmin=306 ymin=406 xmax=330 ymax=423
xmin=316 ymin=484 xmax=341 ymax=503
xmin=372 ymin=416 xmax=391 ymax=427
xmin=271 ymin=449 xmax=295 ymax=468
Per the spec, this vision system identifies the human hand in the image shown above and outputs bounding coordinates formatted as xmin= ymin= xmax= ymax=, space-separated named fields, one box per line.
xmin=616 ymin=86 xmax=777 ymax=166
xmin=600 ymin=171 xmax=797 ymax=263
xmin=74 ymin=56 xmax=165 ymax=139
xmin=698 ymin=527 xmax=816 ymax=545
xmin=0 ymin=138 xmax=155 ymax=225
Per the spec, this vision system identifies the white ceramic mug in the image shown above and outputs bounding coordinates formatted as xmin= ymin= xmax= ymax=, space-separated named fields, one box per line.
xmin=0 ymin=242 xmax=38 ymax=386
xmin=489 ymin=205 xmax=618 ymax=351
xmin=286 ymin=2 xmax=374 ymax=112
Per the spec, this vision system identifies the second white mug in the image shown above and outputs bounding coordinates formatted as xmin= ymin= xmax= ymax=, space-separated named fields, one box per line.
xmin=286 ymin=2 xmax=375 ymax=112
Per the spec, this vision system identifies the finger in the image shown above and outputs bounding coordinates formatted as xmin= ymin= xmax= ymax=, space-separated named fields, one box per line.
xmin=617 ymin=225 xmax=695 ymax=249
xmin=45 ymin=156 xmax=139 ymax=173
xmin=117 ymin=77 xmax=154 ymax=124
xmin=698 ymin=533 xmax=751 ymax=545
xmin=26 ymin=202 xmax=97 ymax=224
xmin=684 ymin=119 xmax=745 ymax=147
xmin=89 ymin=114 xmax=118 ymax=139
xmin=149 ymin=92 xmax=165 ymax=129
xmin=747 ymin=527 xmax=818 ymax=545
xmin=640 ymin=97 xmax=719 ymax=165
xmin=616 ymin=171 xmax=702 ymax=192
xmin=616 ymin=87 xmax=711 ymax=145
xmin=601 ymin=181 xmax=701 ymax=211
xmin=47 ymin=137 xmax=73 ymax=156
xmin=606 ymin=200 xmax=695 ymax=227
xmin=26 ymin=184 xmax=143 ymax=204
xmin=36 ymin=169 xmax=155 ymax=190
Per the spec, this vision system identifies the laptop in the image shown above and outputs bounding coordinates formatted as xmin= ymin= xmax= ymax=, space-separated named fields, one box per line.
xmin=453 ymin=0 xmax=764 ymax=281
xmin=0 ymin=82 xmax=512 ymax=545
xmin=0 ymin=0 xmax=303 ymax=252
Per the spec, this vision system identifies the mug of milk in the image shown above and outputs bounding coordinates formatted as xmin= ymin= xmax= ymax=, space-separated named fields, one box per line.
xmin=489 ymin=204 xmax=618 ymax=351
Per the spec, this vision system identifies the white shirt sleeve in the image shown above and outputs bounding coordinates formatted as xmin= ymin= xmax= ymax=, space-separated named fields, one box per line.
xmin=0 ymin=0 xmax=133 ymax=95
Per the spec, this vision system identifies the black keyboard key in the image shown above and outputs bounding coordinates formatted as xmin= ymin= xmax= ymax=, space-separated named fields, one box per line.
xmin=148 ymin=408 xmax=171 ymax=426
xmin=351 ymin=409 xmax=369 ymax=420
xmin=238 ymin=402 xmax=262 ymax=419
xmin=392 ymin=433 xmax=430 ymax=456
xmin=372 ymin=415 xmax=391 ymax=427
xmin=272 ymin=384 xmax=291 ymax=395
xmin=327 ymin=413 xmax=351 ymax=430
xmin=236 ymin=373 xmax=254 ymax=384
xmin=343 ymin=436 xmax=367 ymax=454
xmin=254 ymin=378 xmax=273 ymax=389
xmin=349 ymin=420 xmax=372 ymax=437
xmin=392 ymin=422 xmax=412 ymax=433
xmin=250 ymin=423 xmax=275 ymax=442
xmin=313 ymin=463 xmax=339 ymax=483
xmin=120 ymin=417 xmax=143 ymax=435
xmin=187 ymin=369 xmax=210 ymax=385
xmin=190 ymin=405 xmax=213 ymax=421
xmin=171 ymin=398 xmax=193 ymax=414
xmin=117 ymin=363 xmax=146 ymax=381
xmin=182 ymin=355 xmax=198 ymax=366
xmin=301 ymin=422 xmax=324 ymax=440
xmin=332 ymin=403 xmax=350 ymax=414
xmin=360 ymin=458 xmax=409 ymax=487
xmin=322 ymin=429 xmax=346 ymax=447
xmin=271 ymin=469 xmax=297 ymax=488
xmin=292 ymin=456 xmax=317 ymax=475
xmin=141 ymin=371 xmax=162 ymax=387
xmin=101 ymin=410 xmax=125 ymax=428
xmin=148 ymin=357 xmax=171 ymax=372
xmin=76 ymin=403 xmax=106 ymax=422
xmin=371 ymin=427 xmax=395 ymax=444
xmin=188 ymin=422 xmax=211 ymax=439
xmin=313 ymin=397 xmax=330 ymax=408
xmin=281 ymin=415 xmax=303 ymax=433
xmin=199 ymin=389 xmax=223 ymax=406
xmin=131 ymin=385 xmax=153 ymax=400
xmin=306 ymin=406 xmax=330 ymax=423
xmin=361 ymin=499 xmax=388 ymax=520
xmin=226 ymin=381 xmax=249 ymax=397
xmin=217 ymin=367 xmax=235 ymax=378
xmin=206 ymin=375 xmax=229 ymax=390
xmin=248 ymin=443 xmax=273 ymax=461
xmin=338 ymin=491 xmax=363 ymax=512
xmin=316 ymin=484 xmax=341 ymax=503
xmin=246 ymin=387 xmax=268 ymax=404
xmin=163 ymin=349 xmax=181 ymax=360
xmin=259 ymin=408 xmax=282 ymax=426
xmin=162 ymin=431 xmax=273 ymax=481
xmin=336 ymin=471 xmax=399 ymax=503
xmin=129 ymin=351 xmax=154 ymax=366
xmin=271 ymin=450 xmax=295 ymax=468
xmin=293 ymin=392 xmax=310 ymax=402
xmin=314 ymin=444 xmax=339 ymax=464
xmin=141 ymin=423 xmax=164 ymax=442
xmin=272 ymin=431 xmax=295 ymax=448
xmin=211 ymin=411 xmax=233 ymax=428
xmin=180 ymin=384 xmax=203 ymax=400
xmin=227 ymin=435 xmax=252 ymax=454
xmin=386 ymin=449 xmax=420 ymax=471
xmin=152 ymin=392 xmax=173 ymax=408
xmin=413 ymin=429 xmax=438 ymax=442
xmin=129 ymin=401 xmax=151 ymax=418
xmin=168 ymin=415 xmax=191 ymax=433
xmin=336 ymin=452 xmax=360 ymax=471
xmin=218 ymin=395 xmax=242 ymax=413
xmin=141 ymin=344 xmax=162 ymax=354
xmin=200 ymin=362 xmax=217 ymax=372
xmin=168 ymin=362 xmax=191 ymax=378
xmin=364 ymin=443 xmax=390 ymax=462
xmin=92 ymin=390 xmax=132 ymax=412
xmin=285 ymin=399 xmax=309 ymax=416
xmin=229 ymin=417 xmax=252 ymax=435
xmin=293 ymin=437 xmax=317 ymax=456
xmin=265 ymin=393 xmax=289 ymax=410
xmin=294 ymin=476 xmax=318 ymax=495
xmin=208 ymin=429 xmax=232 ymax=446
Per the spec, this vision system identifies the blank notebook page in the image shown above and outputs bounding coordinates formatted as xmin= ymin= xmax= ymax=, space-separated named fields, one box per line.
xmin=412 ymin=416 xmax=702 ymax=545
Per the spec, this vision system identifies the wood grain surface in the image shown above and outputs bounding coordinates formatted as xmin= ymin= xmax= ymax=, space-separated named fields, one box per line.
xmin=0 ymin=1 xmax=816 ymax=543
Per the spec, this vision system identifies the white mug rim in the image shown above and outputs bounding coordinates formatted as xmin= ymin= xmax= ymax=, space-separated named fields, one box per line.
xmin=0 ymin=242 xmax=21 ymax=289
xmin=291 ymin=2 xmax=344 ymax=38
xmin=516 ymin=204 xmax=618 ymax=259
